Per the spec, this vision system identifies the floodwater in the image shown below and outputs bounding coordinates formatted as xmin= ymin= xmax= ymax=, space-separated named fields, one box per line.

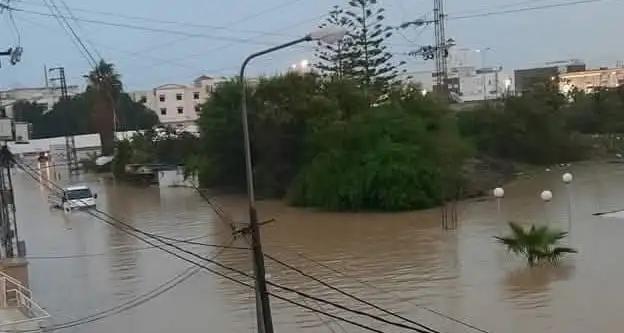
xmin=12 ymin=161 xmax=624 ymax=332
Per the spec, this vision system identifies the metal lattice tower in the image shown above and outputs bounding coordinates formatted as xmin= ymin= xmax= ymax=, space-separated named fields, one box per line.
xmin=433 ymin=0 xmax=448 ymax=92
xmin=49 ymin=67 xmax=78 ymax=175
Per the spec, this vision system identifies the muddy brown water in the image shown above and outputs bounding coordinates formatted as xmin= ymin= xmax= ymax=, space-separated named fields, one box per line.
xmin=12 ymin=161 xmax=624 ymax=332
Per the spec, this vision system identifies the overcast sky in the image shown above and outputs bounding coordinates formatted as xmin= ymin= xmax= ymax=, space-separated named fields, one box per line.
xmin=0 ymin=0 xmax=621 ymax=91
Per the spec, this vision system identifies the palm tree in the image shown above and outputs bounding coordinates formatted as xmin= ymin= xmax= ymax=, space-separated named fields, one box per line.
xmin=87 ymin=60 xmax=122 ymax=156
xmin=496 ymin=222 xmax=577 ymax=266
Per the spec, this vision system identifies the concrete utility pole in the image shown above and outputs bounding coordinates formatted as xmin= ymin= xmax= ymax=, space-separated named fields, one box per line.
xmin=49 ymin=67 xmax=78 ymax=175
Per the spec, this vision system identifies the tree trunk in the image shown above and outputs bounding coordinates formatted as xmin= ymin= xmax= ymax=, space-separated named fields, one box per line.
xmin=93 ymin=93 xmax=115 ymax=156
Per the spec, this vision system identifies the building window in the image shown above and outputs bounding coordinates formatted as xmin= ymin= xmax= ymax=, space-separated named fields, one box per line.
xmin=176 ymin=93 xmax=183 ymax=101
xmin=160 ymin=108 xmax=167 ymax=115
xmin=194 ymin=104 xmax=200 ymax=113
xmin=159 ymin=94 xmax=165 ymax=102
xmin=193 ymin=92 xmax=200 ymax=100
xmin=177 ymin=107 xmax=184 ymax=114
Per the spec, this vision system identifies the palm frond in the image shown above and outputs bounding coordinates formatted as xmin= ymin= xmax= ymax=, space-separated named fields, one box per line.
xmin=498 ymin=222 xmax=577 ymax=266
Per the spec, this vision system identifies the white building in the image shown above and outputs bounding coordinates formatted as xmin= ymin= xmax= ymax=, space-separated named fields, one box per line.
xmin=447 ymin=66 xmax=509 ymax=103
xmin=130 ymin=75 xmax=224 ymax=128
xmin=0 ymin=86 xmax=80 ymax=117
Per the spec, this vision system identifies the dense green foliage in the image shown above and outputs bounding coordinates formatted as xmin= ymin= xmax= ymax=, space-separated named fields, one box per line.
xmin=290 ymin=86 xmax=469 ymax=210
xmin=496 ymin=222 xmax=577 ymax=266
xmin=12 ymin=93 xmax=158 ymax=139
xmin=197 ymin=74 xmax=469 ymax=210
xmin=11 ymin=61 xmax=157 ymax=140
xmin=565 ymin=87 xmax=624 ymax=151
xmin=458 ymin=82 xmax=586 ymax=164
xmin=198 ymin=75 xmax=335 ymax=196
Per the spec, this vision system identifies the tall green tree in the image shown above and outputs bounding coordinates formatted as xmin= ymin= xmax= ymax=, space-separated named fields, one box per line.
xmin=87 ymin=60 xmax=122 ymax=155
xmin=12 ymin=100 xmax=45 ymax=126
xmin=198 ymin=74 xmax=335 ymax=196
xmin=20 ymin=92 xmax=157 ymax=139
xmin=315 ymin=0 xmax=402 ymax=93
xmin=314 ymin=6 xmax=354 ymax=79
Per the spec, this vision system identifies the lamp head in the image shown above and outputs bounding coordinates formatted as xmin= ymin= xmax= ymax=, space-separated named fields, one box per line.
xmin=562 ymin=173 xmax=573 ymax=184
xmin=541 ymin=190 xmax=553 ymax=202
xmin=308 ymin=26 xmax=347 ymax=44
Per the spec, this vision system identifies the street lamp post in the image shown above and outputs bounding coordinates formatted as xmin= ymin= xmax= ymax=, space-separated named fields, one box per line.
xmin=476 ymin=48 xmax=491 ymax=101
xmin=239 ymin=26 xmax=346 ymax=333
xmin=562 ymin=172 xmax=574 ymax=234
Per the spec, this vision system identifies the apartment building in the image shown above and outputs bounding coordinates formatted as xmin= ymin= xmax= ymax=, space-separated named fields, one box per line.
xmin=130 ymin=75 xmax=224 ymax=128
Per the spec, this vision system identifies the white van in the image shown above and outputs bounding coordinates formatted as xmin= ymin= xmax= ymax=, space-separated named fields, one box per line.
xmin=53 ymin=186 xmax=97 ymax=211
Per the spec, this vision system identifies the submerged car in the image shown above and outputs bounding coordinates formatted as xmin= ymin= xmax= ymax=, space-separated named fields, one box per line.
xmin=52 ymin=185 xmax=97 ymax=211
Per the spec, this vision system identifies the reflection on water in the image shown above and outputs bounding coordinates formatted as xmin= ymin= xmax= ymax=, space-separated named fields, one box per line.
xmin=9 ymin=161 xmax=624 ymax=332
xmin=503 ymin=263 xmax=576 ymax=310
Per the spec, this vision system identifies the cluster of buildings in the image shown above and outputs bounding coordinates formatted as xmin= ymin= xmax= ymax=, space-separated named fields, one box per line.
xmin=444 ymin=57 xmax=624 ymax=104
xmin=0 ymin=75 xmax=225 ymax=133
xmin=2 ymin=58 xmax=624 ymax=135
xmin=512 ymin=59 xmax=624 ymax=94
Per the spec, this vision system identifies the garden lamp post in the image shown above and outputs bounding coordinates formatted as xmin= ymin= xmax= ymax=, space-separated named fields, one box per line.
xmin=493 ymin=187 xmax=505 ymax=229
xmin=562 ymin=172 xmax=574 ymax=233
xmin=541 ymin=190 xmax=553 ymax=225
xmin=239 ymin=25 xmax=347 ymax=333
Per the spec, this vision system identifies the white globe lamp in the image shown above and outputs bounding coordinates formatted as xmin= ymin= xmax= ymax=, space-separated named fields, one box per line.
xmin=541 ymin=190 xmax=553 ymax=202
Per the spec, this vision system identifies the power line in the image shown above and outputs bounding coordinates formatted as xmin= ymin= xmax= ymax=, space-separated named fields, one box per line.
xmin=6 ymin=1 xmax=21 ymax=46
xmin=10 ymin=2 xmax=324 ymax=82
xmin=56 ymin=0 xmax=103 ymax=60
xmin=188 ymin=180 xmax=487 ymax=333
xmin=26 ymin=234 xmax=246 ymax=260
xmin=449 ymin=0 xmax=557 ymax=17
xmin=294 ymin=251 xmax=491 ymax=333
xmin=35 ymin=238 xmax=236 ymax=332
xmin=265 ymin=253 xmax=440 ymax=333
xmin=15 ymin=159 xmax=445 ymax=333
xmin=189 ymin=189 xmax=348 ymax=333
xmin=14 ymin=164 xmax=386 ymax=333
xmin=7 ymin=5 xmax=305 ymax=47
xmin=188 ymin=186 xmax=444 ymax=333
xmin=13 ymin=161 xmax=401 ymax=333
xmin=449 ymin=0 xmax=610 ymax=20
xmin=44 ymin=0 xmax=98 ymax=66
xmin=39 ymin=0 xmax=93 ymax=68
xmin=82 ymin=208 xmax=431 ymax=332
xmin=154 ymin=227 xmax=440 ymax=332
xmin=13 ymin=0 xmax=303 ymax=39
